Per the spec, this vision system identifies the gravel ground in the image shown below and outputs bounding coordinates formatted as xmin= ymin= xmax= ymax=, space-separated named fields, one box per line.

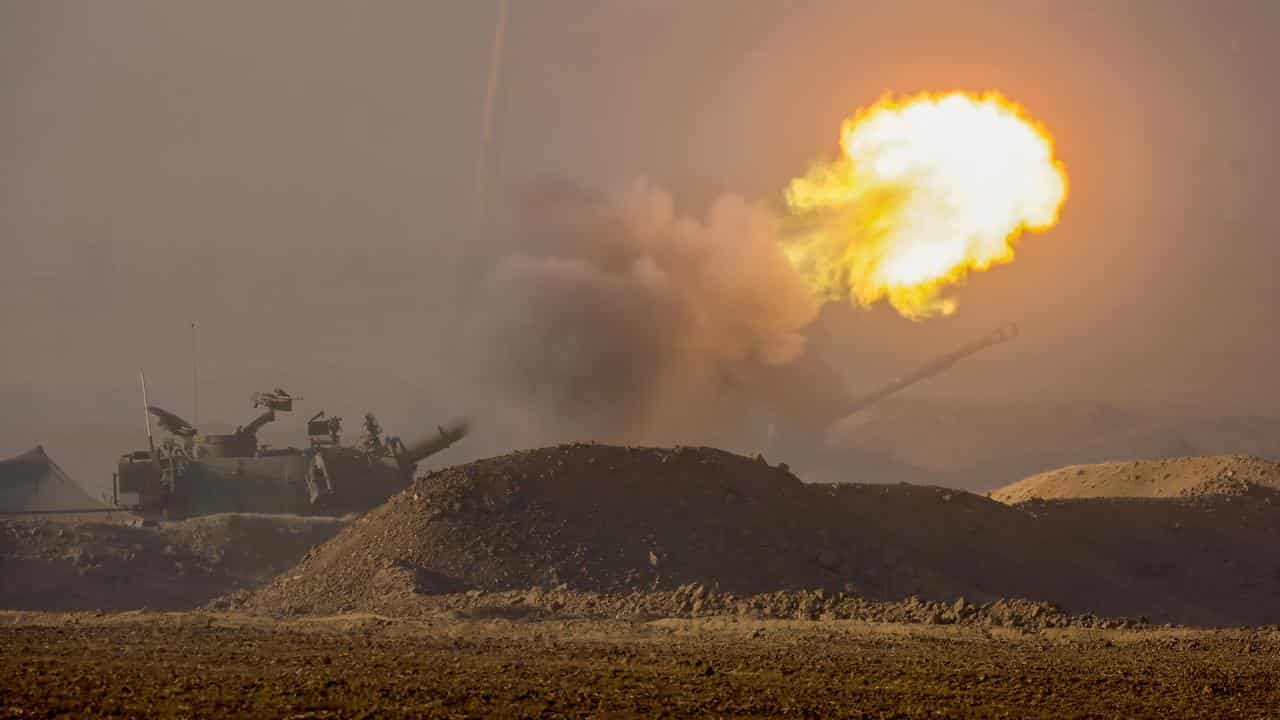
xmin=3 ymin=611 xmax=1278 ymax=719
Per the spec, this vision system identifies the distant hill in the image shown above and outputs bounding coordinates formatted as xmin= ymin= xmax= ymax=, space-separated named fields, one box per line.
xmin=819 ymin=397 xmax=1280 ymax=490
xmin=991 ymin=454 xmax=1280 ymax=504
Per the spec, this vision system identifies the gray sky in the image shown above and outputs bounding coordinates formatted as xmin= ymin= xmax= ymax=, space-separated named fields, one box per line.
xmin=4 ymin=0 xmax=1280 ymax=468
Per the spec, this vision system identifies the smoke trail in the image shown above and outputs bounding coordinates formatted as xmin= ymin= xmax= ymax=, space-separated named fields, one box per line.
xmin=472 ymin=0 xmax=509 ymax=225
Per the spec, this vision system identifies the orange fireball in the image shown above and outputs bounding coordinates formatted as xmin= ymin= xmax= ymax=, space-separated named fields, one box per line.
xmin=784 ymin=91 xmax=1068 ymax=318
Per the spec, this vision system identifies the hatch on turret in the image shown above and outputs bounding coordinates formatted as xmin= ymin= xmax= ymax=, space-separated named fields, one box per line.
xmin=192 ymin=433 xmax=258 ymax=459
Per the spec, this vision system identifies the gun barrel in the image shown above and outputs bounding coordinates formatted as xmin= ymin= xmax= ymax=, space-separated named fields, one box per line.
xmin=845 ymin=323 xmax=1019 ymax=415
xmin=400 ymin=419 xmax=470 ymax=465
xmin=238 ymin=409 xmax=276 ymax=437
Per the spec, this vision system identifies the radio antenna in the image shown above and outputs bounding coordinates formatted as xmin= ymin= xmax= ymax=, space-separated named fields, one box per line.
xmin=139 ymin=368 xmax=155 ymax=456
xmin=191 ymin=322 xmax=199 ymax=428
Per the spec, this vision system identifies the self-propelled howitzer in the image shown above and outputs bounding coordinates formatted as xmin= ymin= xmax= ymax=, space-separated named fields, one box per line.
xmin=114 ymin=388 xmax=469 ymax=520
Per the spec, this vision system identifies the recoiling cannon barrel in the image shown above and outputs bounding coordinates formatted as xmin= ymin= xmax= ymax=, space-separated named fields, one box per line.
xmin=844 ymin=323 xmax=1020 ymax=415
xmin=394 ymin=419 xmax=471 ymax=469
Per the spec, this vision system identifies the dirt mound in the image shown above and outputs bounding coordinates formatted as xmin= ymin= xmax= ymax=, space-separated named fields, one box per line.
xmin=242 ymin=445 xmax=1048 ymax=615
xmin=241 ymin=444 xmax=1280 ymax=626
xmin=991 ymin=455 xmax=1280 ymax=504
xmin=0 ymin=513 xmax=345 ymax=611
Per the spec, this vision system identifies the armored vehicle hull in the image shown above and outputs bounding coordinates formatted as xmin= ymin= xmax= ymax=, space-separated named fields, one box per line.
xmin=117 ymin=387 xmax=467 ymax=520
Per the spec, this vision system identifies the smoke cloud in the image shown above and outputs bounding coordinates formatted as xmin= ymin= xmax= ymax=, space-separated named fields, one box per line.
xmin=482 ymin=180 xmax=820 ymax=444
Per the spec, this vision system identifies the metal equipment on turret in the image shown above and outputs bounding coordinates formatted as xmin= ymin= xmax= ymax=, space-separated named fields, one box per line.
xmin=305 ymin=415 xmax=472 ymax=513
xmin=115 ymin=385 xmax=469 ymax=520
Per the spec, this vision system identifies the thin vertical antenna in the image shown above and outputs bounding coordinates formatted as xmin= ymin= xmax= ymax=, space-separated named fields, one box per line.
xmin=139 ymin=369 xmax=155 ymax=456
xmin=191 ymin=322 xmax=199 ymax=428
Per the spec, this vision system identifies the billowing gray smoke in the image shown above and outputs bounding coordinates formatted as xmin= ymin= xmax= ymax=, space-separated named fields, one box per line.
xmin=482 ymin=180 xmax=821 ymax=445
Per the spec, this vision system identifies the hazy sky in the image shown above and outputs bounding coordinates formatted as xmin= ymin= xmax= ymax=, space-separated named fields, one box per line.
xmin=4 ymin=0 xmax=1280 ymax=429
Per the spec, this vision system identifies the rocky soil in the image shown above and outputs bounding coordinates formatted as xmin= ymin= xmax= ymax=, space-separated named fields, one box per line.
xmin=0 ymin=513 xmax=346 ymax=611
xmin=4 ymin=611 xmax=1279 ymax=719
xmin=226 ymin=583 xmax=1142 ymax=632
xmin=242 ymin=444 xmax=1280 ymax=626
xmin=8 ymin=445 xmax=1280 ymax=718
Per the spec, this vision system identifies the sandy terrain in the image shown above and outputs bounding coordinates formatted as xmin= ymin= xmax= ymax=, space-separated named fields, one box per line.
xmin=0 ymin=513 xmax=346 ymax=611
xmin=3 ymin=611 xmax=1278 ymax=719
xmin=992 ymin=454 xmax=1280 ymax=503
xmin=5 ymin=445 xmax=1280 ymax=717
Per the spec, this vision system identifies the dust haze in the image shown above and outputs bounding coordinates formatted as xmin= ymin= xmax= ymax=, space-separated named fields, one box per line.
xmin=477 ymin=179 xmax=819 ymax=447
xmin=10 ymin=6 xmax=1280 ymax=714
xmin=4 ymin=1 xmax=1280 ymax=492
